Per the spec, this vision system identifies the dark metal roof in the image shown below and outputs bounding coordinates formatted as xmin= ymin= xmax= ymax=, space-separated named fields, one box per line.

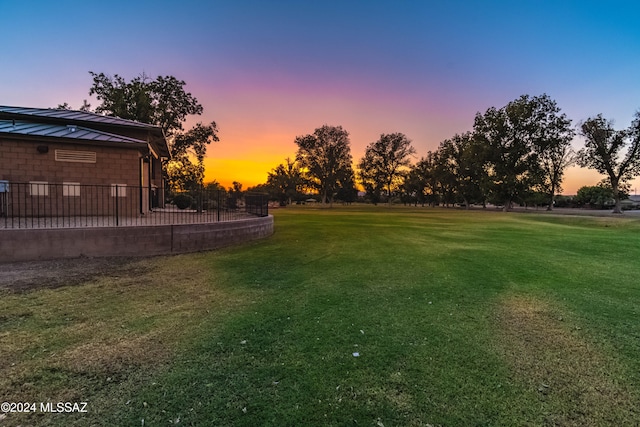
xmin=0 ymin=105 xmax=170 ymax=158
xmin=0 ymin=120 xmax=146 ymax=145
xmin=0 ymin=105 xmax=154 ymax=129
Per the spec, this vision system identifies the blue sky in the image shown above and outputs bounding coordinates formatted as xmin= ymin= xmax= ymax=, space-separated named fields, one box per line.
xmin=1 ymin=0 xmax=639 ymax=192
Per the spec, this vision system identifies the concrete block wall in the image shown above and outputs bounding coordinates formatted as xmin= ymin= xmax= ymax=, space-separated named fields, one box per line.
xmin=0 ymin=216 xmax=274 ymax=263
xmin=0 ymin=139 xmax=141 ymax=185
xmin=0 ymin=139 xmax=145 ymax=216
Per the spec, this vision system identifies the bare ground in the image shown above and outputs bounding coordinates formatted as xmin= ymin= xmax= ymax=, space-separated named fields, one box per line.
xmin=0 ymin=256 xmax=152 ymax=293
xmin=494 ymin=294 xmax=639 ymax=425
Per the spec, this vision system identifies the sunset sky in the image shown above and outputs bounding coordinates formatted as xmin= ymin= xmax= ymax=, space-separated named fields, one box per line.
xmin=2 ymin=0 xmax=640 ymax=194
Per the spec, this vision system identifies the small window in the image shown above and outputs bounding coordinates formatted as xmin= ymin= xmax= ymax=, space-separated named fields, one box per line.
xmin=63 ymin=182 xmax=81 ymax=197
xmin=111 ymin=184 xmax=127 ymax=197
xmin=29 ymin=181 xmax=49 ymax=196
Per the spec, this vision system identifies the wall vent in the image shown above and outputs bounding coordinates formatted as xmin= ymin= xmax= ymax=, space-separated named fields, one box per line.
xmin=55 ymin=149 xmax=96 ymax=163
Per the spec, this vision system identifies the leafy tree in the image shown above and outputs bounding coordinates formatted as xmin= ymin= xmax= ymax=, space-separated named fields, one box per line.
xmin=55 ymin=100 xmax=92 ymax=111
xmin=164 ymin=157 xmax=205 ymax=193
xmin=295 ymin=125 xmax=354 ymax=206
xmin=88 ymin=71 xmax=217 ymax=192
xmin=431 ymin=148 xmax=458 ymax=206
xmin=223 ymin=181 xmax=244 ymax=210
xmin=335 ymin=169 xmax=358 ymax=204
xmin=266 ymin=158 xmax=306 ymax=205
xmin=358 ymin=149 xmax=385 ymax=204
xmin=577 ymin=112 xmax=640 ymax=213
xmin=473 ymin=105 xmax=531 ymax=210
xmin=473 ymin=94 xmax=564 ymax=211
xmin=358 ymin=133 xmax=416 ymax=203
xmin=79 ymin=99 xmax=92 ymax=112
xmin=171 ymin=122 xmax=219 ymax=163
xmin=228 ymin=181 xmax=244 ymax=199
xmin=436 ymin=133 xmax=487 ymax=208
xmin=406 ymin=152 xmax=441 ymax=207
xmin=402 ymin=166 xmax=425 ymax=206
xmin=204 ymin=181 xmax=226 ymax=192
xmin=89 ymin=71 xmax=202 ymax=136
xmin=166 ymin=122 xmax=219 ymax=190
xmin=530 ymin=95 xmax=575 ymax=210
xmin=246 ymin=183 xmax=273 ymax=196
xmin=574 ymin=182 xmax=629 ymax=209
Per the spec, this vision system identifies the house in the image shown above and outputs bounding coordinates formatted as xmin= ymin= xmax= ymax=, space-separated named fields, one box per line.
xmin=0 ymin=105 xmax=169 ymax=217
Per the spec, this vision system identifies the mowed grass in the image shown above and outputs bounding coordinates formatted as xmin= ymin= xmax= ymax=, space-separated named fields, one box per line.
xmin=1 ymin=206 xmax=640 ymax=426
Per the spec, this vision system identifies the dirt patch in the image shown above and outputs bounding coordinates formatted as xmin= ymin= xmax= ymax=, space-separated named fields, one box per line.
xmin=58 ymin=332 xmax=172 ymax=375
xmin=494 ymin=295 xmax=638 ymax=425
xmin=0 ymin=256 xmax=152 ymax=293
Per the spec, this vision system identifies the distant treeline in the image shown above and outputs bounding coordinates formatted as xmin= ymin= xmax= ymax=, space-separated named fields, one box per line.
xmin=249 ymin=94 xmax=640 ymax=213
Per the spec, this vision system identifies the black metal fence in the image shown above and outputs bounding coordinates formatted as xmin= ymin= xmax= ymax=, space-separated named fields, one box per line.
xmin=0 ymin=182 xmax=268 ymax=229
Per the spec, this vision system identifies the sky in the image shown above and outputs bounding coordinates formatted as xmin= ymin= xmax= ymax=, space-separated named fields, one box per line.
xmin=1 ymin=0 xmax=640 ymax=194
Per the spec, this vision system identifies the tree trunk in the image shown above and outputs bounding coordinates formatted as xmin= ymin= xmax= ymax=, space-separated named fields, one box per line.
xmin=547 ymin=182 xmax=556 ymax=211
xmin=613 ymin=194 xmax=623 ymax=214
xmin=611 ymin=178 xmax=623 ymax=214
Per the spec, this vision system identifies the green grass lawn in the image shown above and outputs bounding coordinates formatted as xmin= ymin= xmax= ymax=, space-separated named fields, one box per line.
xmin=2 ymin=206 xmax=640 ymax=426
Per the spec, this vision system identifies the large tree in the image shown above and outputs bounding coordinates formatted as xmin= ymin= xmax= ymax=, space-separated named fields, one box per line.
xmin=574 ymin=182 xmax=628 ymax=209
xmin=406 ymin=151 xmax=441 ymax=207
xmin=530 ymin=95 xmax=575 ymax=210
xmin=358 ymin=149 xmax=385 ymax=204
xmin=334 ymin=169 xmax=358 ymax=204
xmin=267 ymin=158 xmax=306 ymax=205
xmin=358 ymin=133 xmax=416 ymax=203
xmin=295 ymin=125 xmax=353 ymax=206
xmin=166 ymin=122 xmax=219 ymax=191
xmin=437 ymin=133 xmax=487 ymax=208
xmin=473 ymin=94 xmax=568 ymax=211
xmin=89 ymin=72 xmax=202 ymax=136
xmin=577 ymin=112 xmax=640 ymax=213
xmin=88 ymin=71 xmax=216 ymax=190
xmin=473 ymin=104 xmax=533 ymax=210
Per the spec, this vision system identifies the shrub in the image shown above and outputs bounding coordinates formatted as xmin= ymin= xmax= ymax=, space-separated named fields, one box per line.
xmin=173 ymin=194 xmax=193 ymax=210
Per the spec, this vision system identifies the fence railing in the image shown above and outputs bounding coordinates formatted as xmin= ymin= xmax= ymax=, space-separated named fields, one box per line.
xmin=0 ymin=182 xmax=268 ymax=229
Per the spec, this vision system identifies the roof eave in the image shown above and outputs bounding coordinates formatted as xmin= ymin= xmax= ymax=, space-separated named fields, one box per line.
xmin=0 ymin=132 xmax=149 ymax=151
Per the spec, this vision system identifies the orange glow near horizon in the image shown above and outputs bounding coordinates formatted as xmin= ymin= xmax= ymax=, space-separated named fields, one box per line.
xmin=203 ymin=157 xmax=280 ymax=189
xmin=204 ymin=154 xmax=640 ymax=196
xmin=196 ymin=76 xmax=640 ymax=197
xmin=201 ymin=126 xmax=298 ymax=189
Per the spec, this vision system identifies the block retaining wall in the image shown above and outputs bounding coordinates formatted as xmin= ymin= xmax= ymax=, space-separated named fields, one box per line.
xmin=0 ymin=215 xmax=274 ymax=263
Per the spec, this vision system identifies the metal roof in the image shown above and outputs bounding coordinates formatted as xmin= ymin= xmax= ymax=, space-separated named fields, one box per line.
xmin=0 ymin=105 xmax=170 ymax=158
xmin=0 ymin=105 xmax=156 ymax=129
xmin=0 ymin=120 xmax=146 ymax=145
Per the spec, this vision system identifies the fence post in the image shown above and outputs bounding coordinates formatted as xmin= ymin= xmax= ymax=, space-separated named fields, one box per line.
xmin=217 ymin=190 xmax=221 ymax=222
xmin=115 ymin=185 xmax=119 ymax=226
